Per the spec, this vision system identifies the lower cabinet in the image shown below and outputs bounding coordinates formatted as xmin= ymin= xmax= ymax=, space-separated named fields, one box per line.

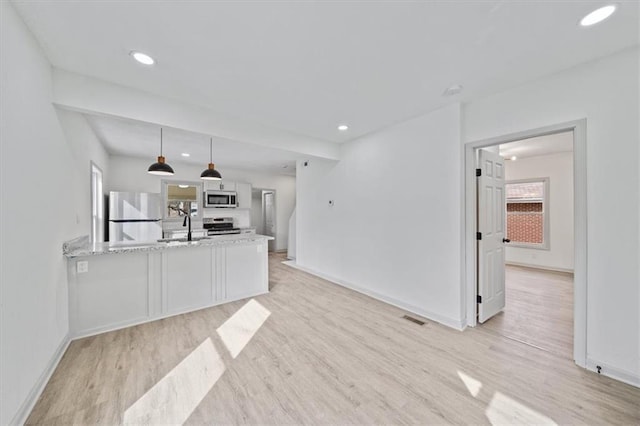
xmin=68 ymin=240 xmax=269 ymax=337
xmin=226 ymin=243 xmax=268 ymax=300
xmin=165 ymin=246 xmax=213 ymax=314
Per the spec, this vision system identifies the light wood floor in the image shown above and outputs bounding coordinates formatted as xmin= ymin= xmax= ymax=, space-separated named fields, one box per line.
xmin=481 ymin=265 xmax=573 ymax=359
xmin=27 ymin=253 xmax=639 ymax=424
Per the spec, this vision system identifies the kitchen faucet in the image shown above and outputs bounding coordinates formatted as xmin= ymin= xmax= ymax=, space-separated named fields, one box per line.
xmin=182 ymin=211 xmax=192 ymax=241
xmin=168 ymin=204 xmax=193 ymax=241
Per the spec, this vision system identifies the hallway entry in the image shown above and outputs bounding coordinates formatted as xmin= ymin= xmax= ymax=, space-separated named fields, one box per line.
xmin=475 ymin=130 xmax=576 ymax=360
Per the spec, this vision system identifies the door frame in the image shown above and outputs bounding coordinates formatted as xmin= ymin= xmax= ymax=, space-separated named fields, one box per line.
xmin=261 ymin=189 xmax=277 ymax=251
xmin=463 ymin=119 xmax=587 ymax=367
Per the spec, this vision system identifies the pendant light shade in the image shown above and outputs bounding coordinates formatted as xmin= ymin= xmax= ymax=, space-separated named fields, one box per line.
xmin=201 ymin=138 xmax=222 ymax=180
xmin=148 ymin=128 xmax=175 ymax=176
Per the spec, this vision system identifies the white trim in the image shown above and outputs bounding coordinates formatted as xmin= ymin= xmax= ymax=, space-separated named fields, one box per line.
xmin=505 ymin=261 xmax=573 ymax=274
xmin=284 ymin=261 xmax=466 ymax=331
xmin=463 ymin=119 xmax=587 ymax=368
xmin=586 ymin=359 xmax=640 ymax=388
xmin=10 ymin=333 xmax=71 ymax=426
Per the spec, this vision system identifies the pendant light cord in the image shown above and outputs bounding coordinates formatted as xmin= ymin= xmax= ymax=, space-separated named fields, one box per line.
xmin=210 ymin=137 xmax=213 ymax=163
xmin=160 ymin=128 xmax=163 ymax=156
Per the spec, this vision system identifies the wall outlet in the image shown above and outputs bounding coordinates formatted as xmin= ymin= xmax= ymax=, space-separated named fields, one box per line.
xmin=77 ymin=260 xmax=89 ymax=274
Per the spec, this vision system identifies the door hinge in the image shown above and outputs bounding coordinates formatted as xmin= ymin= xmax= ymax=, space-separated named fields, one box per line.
xmin=476 ymin=168 xmax=481 ymax=177
xmin=477 ymin=295 xmax=482 ymax=303
xmin=476 ymin=232 xmax=482 ymax=240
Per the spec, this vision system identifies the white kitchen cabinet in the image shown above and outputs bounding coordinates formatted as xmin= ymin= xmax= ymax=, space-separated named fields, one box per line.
xmin=165 ymin=246 xmax=213 ymax=314
xmin=67 ymin=236 xmax=271 ymax=338
xmin=70 ymin=252 xmax=151 ymax=335
xmin=236 ymin=182 xmax=252 ymax=209
xmin=204 ymin=180 xmax=236 ymax=191
xmin=225 ymin=241 xmax=268 ymax=300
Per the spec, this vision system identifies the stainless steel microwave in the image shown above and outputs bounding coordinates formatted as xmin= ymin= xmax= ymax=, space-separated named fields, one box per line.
xmin=204 ymin=190 xmax=237 ymax=208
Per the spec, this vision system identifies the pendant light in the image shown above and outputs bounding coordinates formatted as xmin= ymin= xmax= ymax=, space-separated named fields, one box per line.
xmin=148 ymin=128 xmax=175 ymax=175
xmin=200 ymin=137 xmax=222 ymax=180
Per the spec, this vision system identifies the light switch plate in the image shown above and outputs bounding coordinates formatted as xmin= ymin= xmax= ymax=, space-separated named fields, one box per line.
xmin=77 ymin=260 xmax=89 ymax=274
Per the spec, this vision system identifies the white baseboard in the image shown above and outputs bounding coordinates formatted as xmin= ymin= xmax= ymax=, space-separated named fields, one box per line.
xmin=586 ymin=359 xmax=640 ymax=388
xmin=505 ymin=261 xmax=574 ymax=274
xmin=72 ymin=291 xmax=270 ymax=340
xmin=283 ymin=261 xmax=465 ymax=331
xmin=10 ymin=333 xmax=71 ymax=426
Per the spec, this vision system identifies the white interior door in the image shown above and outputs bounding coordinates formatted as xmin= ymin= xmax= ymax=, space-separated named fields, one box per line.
xmin=478 ymin=149 xmax=506 ymax=323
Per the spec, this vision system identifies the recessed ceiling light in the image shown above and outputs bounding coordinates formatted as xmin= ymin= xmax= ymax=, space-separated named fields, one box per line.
xmin=580 ymin=5 xmax=616 ymax=26
xmin=130 ymin=51 xmax=155 ymax=65
xmin=510 ymin=156 xmax=517 ymax=161
xmin=443 ymin=84 xmax=463 ymax=97
xmin=181 ymin=153 xmax=190 ymax=157
xmin=338 ymin=124 xmax=349 ymax=131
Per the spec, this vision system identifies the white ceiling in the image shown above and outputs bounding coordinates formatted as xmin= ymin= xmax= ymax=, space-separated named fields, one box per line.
xmin=84 ymin=113 xmax=301 ymax=176
xmin=12 ymin=1 xmax=639 ymax=147
xmin=499 ymin=131 xmax=573 ymax=160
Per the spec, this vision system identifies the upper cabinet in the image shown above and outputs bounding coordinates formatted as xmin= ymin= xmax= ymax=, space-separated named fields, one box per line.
xmin=204 ymin=180 xmax=236 ymax=191
xmin=236 ymin=183 xmax=251 ymax=209
xmin=203 ymin=180 xmax=252 ymax=209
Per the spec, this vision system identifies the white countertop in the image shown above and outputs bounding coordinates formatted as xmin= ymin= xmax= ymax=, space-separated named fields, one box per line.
xmin=63 ymin=234 xmax=274 ymax=258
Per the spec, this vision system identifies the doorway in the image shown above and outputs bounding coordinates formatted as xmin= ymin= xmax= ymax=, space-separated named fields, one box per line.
xmin=476 ymin=132 xmax=575 ymax=358
xmin=464 ymin=120 xmax=587 ymax=368
xmin=251 ymin=188 xmax=277 ymax=252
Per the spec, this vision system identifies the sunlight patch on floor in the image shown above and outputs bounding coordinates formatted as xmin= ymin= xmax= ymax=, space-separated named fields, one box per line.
xmin=122 ymin=337 xmax=225 ymax=425
xmin=485 ymin=391 xmax=557 ymax=425
xmin=217 ymin=299 xmax=271 ymax=358
xmin=457 ymin=370 xmax=483 ymax=397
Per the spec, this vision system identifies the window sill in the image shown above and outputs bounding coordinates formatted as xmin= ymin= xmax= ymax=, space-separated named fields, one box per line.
xmin=507 ymin=243 xmax=550 ymax=251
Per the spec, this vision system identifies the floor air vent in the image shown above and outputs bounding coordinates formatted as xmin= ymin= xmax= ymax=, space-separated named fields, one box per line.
xmin=402 ymin=315 xmax=426 ymax=326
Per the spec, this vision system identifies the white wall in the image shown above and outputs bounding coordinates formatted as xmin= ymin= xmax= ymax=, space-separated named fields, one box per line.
xmin=0 ymin=2 xmax=86 ymax=423
xmin=505 ymin=152 xmax=574 ymax=272
xmin=463 ymin=47 xmax=639 ymax=383
xmin=108 ymin=155 xmax=295 ymax=250
xmin=251 ymin=191 xmax=264 ymax=234
xmin=55 ymin=109 xmax=111 ymax=237
xmin=297 ymin=104 xmax=464 ymax=328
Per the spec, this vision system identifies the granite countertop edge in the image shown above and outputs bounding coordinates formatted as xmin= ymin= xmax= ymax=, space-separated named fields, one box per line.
xmin=64 ymin=234 xmax=274 ymax=258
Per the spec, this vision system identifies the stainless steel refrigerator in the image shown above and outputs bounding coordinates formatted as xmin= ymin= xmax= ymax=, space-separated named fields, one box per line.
xmin=108 ymin=192 xmax=162 ymax=242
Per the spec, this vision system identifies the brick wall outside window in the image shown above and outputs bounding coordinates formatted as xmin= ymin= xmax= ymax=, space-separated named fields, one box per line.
xmin=505 ymin=180 xmax=546 ymax=246
xmin=507 ymin=202 xmax=543 ymax=244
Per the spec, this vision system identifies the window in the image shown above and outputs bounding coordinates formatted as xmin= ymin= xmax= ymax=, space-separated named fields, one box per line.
xmin=505 ymin=178 xmax=549 ymax=249
xmin=90 ymin=162 xmax=104 ymax=243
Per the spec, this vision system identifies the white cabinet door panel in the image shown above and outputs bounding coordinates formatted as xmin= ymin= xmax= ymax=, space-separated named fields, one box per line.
xmin=166 ymin=247 xmax=214 ymax=313
xmin=225 ymin=242 xmax=268 ymax=300
xmin=73 ymin=252 xmax=149 ymax=333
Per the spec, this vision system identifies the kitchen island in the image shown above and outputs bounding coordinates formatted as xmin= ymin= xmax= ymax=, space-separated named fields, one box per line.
xmin=64 ymin=234 xmax=273 ymax=338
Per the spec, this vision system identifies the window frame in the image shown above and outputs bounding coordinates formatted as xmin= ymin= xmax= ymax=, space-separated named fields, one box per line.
xmin=505 ymin=177 xmax=550 ymax=250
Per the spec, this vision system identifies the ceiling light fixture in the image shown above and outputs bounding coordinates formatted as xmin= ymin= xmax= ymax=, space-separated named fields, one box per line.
xmin=338 ymin=124 xmax=349 ymax=131
xmin=510 ymin=156 xmax=517 ymax=161
xmin=130 ymin=51 xmax=155 ymax=65
xmin=580 ymin=5 xmax=617 ymax=26
xmin=181 ymin=153 xmax=190 ymax=157
xmin=148 ymin=128 xmax=175 ymax=175
xmin=200 ymin=137 xmax=222 ymax=181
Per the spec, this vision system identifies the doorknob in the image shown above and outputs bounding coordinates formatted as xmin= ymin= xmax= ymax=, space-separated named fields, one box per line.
xmin=503 ymin=238 xmax=511 ymax=243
